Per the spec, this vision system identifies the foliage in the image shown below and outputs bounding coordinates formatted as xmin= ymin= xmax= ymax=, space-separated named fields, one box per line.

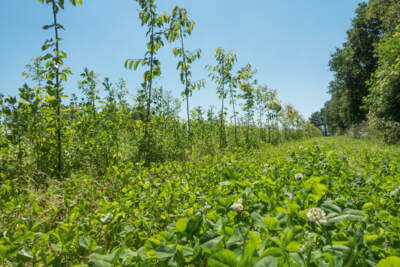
xmin=0 ymin=1 xmax=328 ymax=265
xmin=317 ymin=0 xmax=400 ymax=140
xmin=167 ymin=5 xmax=204 ymax=143
xmin=124 ymin=0 xmax=169 ymax=163
xmin=1 ymin=138 xmax=400 ymax=265
xmin=207 ymin=48 xmax=238 ymax=148
xmin=365 ymin=26 xmax=400 ymax=144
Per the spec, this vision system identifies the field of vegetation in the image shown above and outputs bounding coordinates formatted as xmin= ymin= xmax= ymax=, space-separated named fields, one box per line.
xmin=1 ymin=137 xmax=400 ymax=266
xmin=1 ymin=0 xmax=400 ymax=266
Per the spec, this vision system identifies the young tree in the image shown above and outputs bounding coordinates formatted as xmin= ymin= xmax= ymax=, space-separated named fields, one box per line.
xmin=255 ymin=84 xmax=277 ymax=142
xmin=237 ymin=63 xmax=257 ymax=145
xmin=268 ymin=96 xmax=282 ymax=143
xmin=38 ymin=0 xmax=82 ymax=179
xmin=167 ymin=6 xmax=204 ymax=143
xmin=207 ymin=48 xmax=237 ymax=148
xmin=125 ymin=0 xmax=168 ymax=162
xmin=21 ymin=58 xmax=47 ymax=170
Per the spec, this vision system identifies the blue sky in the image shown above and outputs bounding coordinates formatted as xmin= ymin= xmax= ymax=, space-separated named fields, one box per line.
xmin=0 ymin=0 xmax=363 ymax=119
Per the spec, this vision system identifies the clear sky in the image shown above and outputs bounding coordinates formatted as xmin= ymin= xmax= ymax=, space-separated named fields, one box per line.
xmin=0 ymin=0 xmax=363 ymax=119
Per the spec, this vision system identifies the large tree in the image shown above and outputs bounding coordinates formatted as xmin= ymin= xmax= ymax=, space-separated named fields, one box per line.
xmin=322 ymin=0 xmax=400 ymax=135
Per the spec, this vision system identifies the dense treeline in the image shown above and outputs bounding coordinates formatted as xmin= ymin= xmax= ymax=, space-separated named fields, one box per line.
xmin=0 ymin=0 xmax=321 ymax=180
xmin=310 ymin=0 xmax=400 ymax=144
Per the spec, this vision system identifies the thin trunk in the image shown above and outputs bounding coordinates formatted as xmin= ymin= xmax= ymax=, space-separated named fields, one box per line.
xmin=259 ymin=112 xmax=263 ymax=141
xmin=220 ymin=94 xmax=225 ymax=148
xmin=36 ymin=66 xmax=42 ymax=170
xmin=219 ymin=63 xmax=226 ymax=148
xmin=246 ymin=114 xmax=250 ymax=145
xmin=180 ymin=31 xmax=192 ymax=147
xmin=230 ymin=91 xmax=237 ymax=144
xmin=147 ymin=15 xmax=154 ymax=123
xmin=144 ymin=8 xmax=155 ymax=163
xmin=267 ymin=118 xmax=271 ymax=143
xmin=51 ymin=0 xmax=62 ymax=179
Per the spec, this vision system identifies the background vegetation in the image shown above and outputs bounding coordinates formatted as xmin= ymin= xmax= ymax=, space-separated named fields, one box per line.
xmin=0 ymin=0 xmax=321 ymax=180
xmin=309 ymin=0 xmax=400 ymax=144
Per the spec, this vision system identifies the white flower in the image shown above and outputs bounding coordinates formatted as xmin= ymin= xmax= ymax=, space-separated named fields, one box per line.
xmin=204 ymin=202 xmax=211 ymax=209
xmin=231 ymin=198 xmax=243 ymax=212
xmin=294 ymin=173 xmax=304 ymax=180
xmin=252 ymin=180 xmax=259 ymax=185
xmin=307 ymin=207 xmax=327 ymax=224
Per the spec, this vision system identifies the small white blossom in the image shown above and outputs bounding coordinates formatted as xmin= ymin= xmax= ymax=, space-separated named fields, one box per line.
xmin=231 ymin=198 xmax=243 ymax=212
xmin=252 ymin=180 xmax=259 ymax=185
xmin=307 ymin=207 xmax=327 ymax=224
xmin=204 ymin=202 xmax=211 ymax=209
xmin=294 ymin=173 xmax=304 ymax=180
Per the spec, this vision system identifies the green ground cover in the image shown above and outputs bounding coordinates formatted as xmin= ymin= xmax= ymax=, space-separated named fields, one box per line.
xmin=1 ymin=137 xmax=400 ymax=266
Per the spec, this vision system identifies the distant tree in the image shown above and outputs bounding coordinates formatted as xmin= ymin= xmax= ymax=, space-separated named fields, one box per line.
xmin=207 ymin=48 xmax=237 ymax=148
xmin=327 ymin=3 xmax=381 ymax=129
xmin=237 ymin=63 xmax=257 ymax=145
xmin=309 ymin=110 xmax=326 ymax=135
xmin=324 ymin=0 xmax=400 ymax=134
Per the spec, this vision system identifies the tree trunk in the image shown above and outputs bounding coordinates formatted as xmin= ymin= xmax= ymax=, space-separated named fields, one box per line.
xmin=51 ymin=0 xmax=62 ymax=179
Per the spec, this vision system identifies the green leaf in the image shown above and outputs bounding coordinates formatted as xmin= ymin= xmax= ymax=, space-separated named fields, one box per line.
xmin=175 ymin=218 xmax=189 ymax=233
xmin=289 ymin=253 xmax=305 ymax=267
xmin=119 ymin=248 xmax=137 ymax=263
xmin=226 ymin=226 xmax=246 ymax=249
xmin=186 ymin=215 xmax=202 ymax=238
xmin=51 ymin=244 xmax=62 ymax=253
xmin=79 ymin=236 xmax=89 ymax=250
xmin=239 ymin=238 xmax=257 ymax=267
xmin=134 ymin=60 xmax=140 ymax=71
xmin=17 ymin=249 xmax=33 ymax=262
xmin=261 ymin=247 xmax=282 ymax=257
xmin=42 ymin=24 xmax=54 ymax=30
xmin=327 ymin=214 xmax=363 ymax=224
xmin=200 ymin=235 xmax=224 ymax=249
xmin=251 ymin=212 xmax=268 ymax=229
xmin=60 ymin=73 xmax=67 ymax=81
xmin=253 ymin=256 xmax=278 ymax=267
xmin=377 ymin=256 xmax=400 ymax=267
xmin=208 ymin=249 xmax=238 ymax=267
xmin=263 ymin=217 xmax=280 ymax=231
xmin=286 ymin=241 xmax=301 ymax=252
xmin=154 ymin=244 xmax=175 ymax=259
xmin=89 ymin=253 xmax=114 ymax=267
xmin=321 ymin=201 xmax=342 ymax=213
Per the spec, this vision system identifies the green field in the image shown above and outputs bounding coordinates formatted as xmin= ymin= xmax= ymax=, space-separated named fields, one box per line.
xmin=1 ymin=137 xmax=400 ymax=266
xmin=2 ymin=0 xmax=400 ymax=266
